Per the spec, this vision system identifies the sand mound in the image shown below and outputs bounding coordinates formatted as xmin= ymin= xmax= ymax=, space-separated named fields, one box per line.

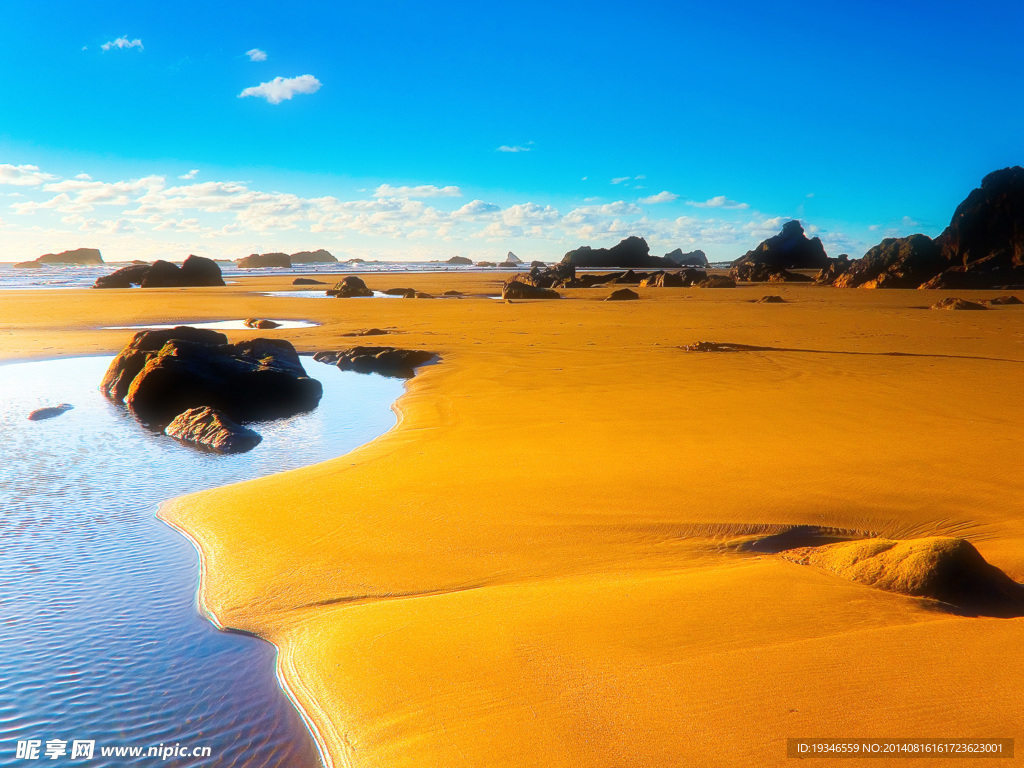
xmin=783 ymin=537 xmax=1024 ymax=616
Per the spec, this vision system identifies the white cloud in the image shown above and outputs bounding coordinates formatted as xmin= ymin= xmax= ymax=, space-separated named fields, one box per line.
xmin=239 ymin=74 xmax=321 ymax=105
xmin=901 ymin=215 xmax=919 ymax=227
xmin=806 ymin=193 xmax=815 ymax=198
xmin=635 ymin=174 xmax=646 ymax=180
xmin=373 ymin=184 xmax=461 ymax=199
xmin=639 ymin=190 xmax=678 ymax=204
xmin=687 ymin=195 xmax=750 ymax=210
xmin=452 ymin=199 xmax=501 ymax=217
xmin=74 ymin=173 xmax=92 ymax=181
xmin=245 ymin=48 xmax=268 ymax=62
xmin=497 ymin=145 xmax=531 ymax=153
xmin=0 ymin=164 xmax=57 ymax=186
xmin=101 ymin=37 xmax=143 ymax=52
xmin=611 ymin=177 xmax=631 ymax=185
xmin=179 ymin=169 xmax=199 ymax=180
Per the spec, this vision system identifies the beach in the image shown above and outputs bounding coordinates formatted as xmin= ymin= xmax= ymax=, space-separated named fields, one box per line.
xmin=2 ymin=272 xmax=1022 ymax=765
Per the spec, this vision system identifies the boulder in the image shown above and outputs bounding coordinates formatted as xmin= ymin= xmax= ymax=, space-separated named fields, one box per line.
xmin=606 ymin=288 xmax=639 ymax=301
xmin=290 ymin=249 xmax=337 ymax=264
xmin=754 ymin=295 xmax=786 ymax=303
xmin=697 ymin=275 xmax=737 ymax=288
xmin=179 ymin=255 xmax=225 ymax=286
xmin=561 ymin=236 xmax=680 ymax=269
xmin=442 ymin=290 xmax=463 ymax=296
xmin=665 ymin=248 xmax=709 ymax=267
xmin=526 ymin=262 xmax=575 ymax=288
xmin=930 ymin=297 xmax=987 ymax=311
xmin=164 ymin=407 xmax=262 ymax=454
xmin=314 ymin=347 xmax=435 ymax=379
xmin=244 ymin=318 xmax=282 ymax=329
xmin=94 ymin=263 xmax=152 ymax=289
xmin=104 ymin=255 xmax=226 ymax=289
xmin=446 ymin=256 xmax=473 ymax=265
xmin=382 ymin=288 xmax=418 ymax=297
xmin=238 ymin=252 xmax=291 ymax=269
xmin=35 ymin=247 xmax=103 ymax=265
xmin=501 ymin=279 xmax=561 ymax=300
xmin=731 ymin=221 xmax=829 ymax=279
xmin=476 ymin=261 xmax=497 ymax=267
xmin=340 ymin=328 xmax=389 ymax=337
xmin=530 ymin=260 xmax=546 ymax=268
xmin=834 ymin=235 xmax=943 ymax=288
xmin=293 ymin=277 xmax=327 ymax=285
xmin=27 ymin=403 xmax=74 ymax=421
xmin=982 ymin=295 xmax=1023 ymax=306
xmin=326 ymin=276 xmax=373 ymax=298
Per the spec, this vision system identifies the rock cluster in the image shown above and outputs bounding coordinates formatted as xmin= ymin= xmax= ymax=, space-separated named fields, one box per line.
xmin=730 ymin=221 xmax=829 ymax=282
xmin=93 ymin=256 xmax=224 ymax=289
xmin=314 ymin=347 xmax=436 ymax=379
xmin=561 ymin=236 xmax=693 ymax=269
xmin=238 ymin=249 xmax=337 ymax=268
xmin=501 ymin=277 xmax=561 ymax=299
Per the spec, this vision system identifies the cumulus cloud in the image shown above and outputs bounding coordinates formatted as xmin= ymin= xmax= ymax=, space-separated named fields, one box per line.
xmin=611 ymin=177 xmax=631 ymax=185
xmin=239 ymin=74 xmax=321 ymax=104
xmin=179 ymin=169 xmax=199 ymax=180
xmin=0 ymin=164 xmax=57 ymax=186
xmin=452 ymin=199 xmax=501 ymax=217
xmin=101 ymin=37 xmax=143 ymax=52
xmin=497 ymin=145 xmax=531 ymax=153
xmin=374 ymin=184 xmax=461 ymax=199
xmin=687 ymin=195 xmax=750 ymax=210
xmin=245 ymin=48 xmax=268 ymax=62
xmin=639 ymin=190 xmax=679 ymax=204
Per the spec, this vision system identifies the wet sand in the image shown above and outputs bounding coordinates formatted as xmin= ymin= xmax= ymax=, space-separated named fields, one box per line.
xmin=3 ymin=272 xmax=1023 ymax=766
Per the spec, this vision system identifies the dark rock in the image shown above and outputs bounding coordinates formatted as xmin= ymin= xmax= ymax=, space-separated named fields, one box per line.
xmin=244 ymin=318 xmax=282 ymax=329
xmin=446 ymin=256 xmax=473 ymax=265
xmin=981 ymin=295 xmax=1023 ymax=305
xmin=179 ymin=255 xmax=225 ymax=286
xmin=382 ymin=288 xmax=417 ymax=297
xmin=164 ymin=406 xmax=262 ymax=454
xmin=936 ymin=166 xmax=1024 ymax=271
xmin=341 ymin=328 xmax=389 ymax=337
xmin=606 ymin=288 xmax=639 ymax=301
xmin=114 ymin=335 xmax=322 ymax=428
xmin=326 ymin=276 xmax=373 ymax=298
xmin=930 ymin=297 xmax=987 ymax=311
xmin=766 ymin=270 xmax=814 ymax=283
xmin=697 ymin=275 xmax=737 ymax=288
xmin=501 ymin=280 xmax=561 ymax=300
xmin=754 ymin=295 xmax=786 ymax=303
xmin=238 ymin=252 xmax=291 ymax=269
xmin=834 ymin=235 xmax=942 ymax=288
xmin=665 ymin=248 xmax=709 ymax=267
xmin=526 ymin=262 xmax=575 ymax=288
xmin=35 ymin=247 xmax=103 ymax=265
xmin=530 ymin=261 xmax=546 ymax=268
xmin=314 ymin=347 xmax=435 ymax=379
xmin=293 ymin=277 xmax=327 ymax=285
xmin=290 ymin=249 xmax=337 ymax=264
xmin=93 ymin=263 xmax=151 ymax=289
xmin=27 ymin=403 xmax=74 ymax=421
xmin=442 ymin=290 xmax=463 ymax=296
xmin=731 ymin=221 xmax=829 ymax=279
xmin=561 ymin=236 xmax=681 ymax=269
xmin=413 ymin=292 xmax=435 ymax=299
xmin=814 ymin=254 xmax=852 ymax=285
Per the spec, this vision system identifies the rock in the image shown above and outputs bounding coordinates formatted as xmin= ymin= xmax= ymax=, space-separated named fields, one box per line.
xmin=164 ymin=406 xmax=262 ymax=454
xmin=561 ymin=236 xmax=681 ymax=269
xmin=101 ymin=327 xmax=230 ymax=403
xmin=179 ymin=255 xmax=225 ymax=286
xmin=326 ymin=276 xmax=373 ymax=298
xmin=35 ymin=247 xmax=103 ymax=265
xmin=766 ymin=270 xmax=813 ymax=283
xmin=781 ymin=537 xmax=1024 ymax=615
xmin=244 ymin=318 xmax=282 ymax=329
xmin=238 ymin=252 xmax=291 ymax=269
xmin=347 ymin=258 xmax=365 ymax=263
xmin=118 ymin=336 xmax=323 ymax=429
xmin=293 ymin=277 xmax=327 ymax=285
xmin=442 ymin=290 xmax=463 ymax=296
xmin=525 ymin=263 xmax=575 ymax=288
xmin=341 ymin=328 xmax=389 ymax=337
xmin=697 ymin=275 xmax=736 ymax=288
xmin=504 ymin=252 xmax=522 ymax=264
xmin=314 ymin=347 xmax=435 ymax=379
xmin=501 ymin=279 xmax=561 ymax=300
xmin=12 ymin=261 xmax=42 ymax=269
xmin=731 ymin=221 xmax=829 ymax=280
xmin=754 ymin=295 xmax=786 ymax=303
xmin=290 ymin=249 xmax=337 ymax=264
xmin=935 ymin=166 xmax=1024 ymax=272
xmin=814 ymin=254 xmax=852 ymax=284
xmin=981 ymin=295 xmax=1023 ymax=305
xmin=530 ymin=260 xmax=546 ymax=268
xmin=606 ymin=288 xmax=639 ymax=301
xmin=476 ymin=261 xmax=497 ymax=267
xmin=682 ymin=341 xmax=744 ymax=352
xmin=833 ymin=235 xmax=942 ymax=289
xmin=94 ymin=263 xmax=151 ymax=289
xmin=446 ymin=256 xmax=473 ymax=265
xmin=665 ymin=248 xmax=709 ymax=267
xmin=27 ymin=403 xmax=74 ymax=421
xmin=930 ymin=297 xmax=987 ymax=310
xmin=382 ymin=288 xmax=417 ymax=297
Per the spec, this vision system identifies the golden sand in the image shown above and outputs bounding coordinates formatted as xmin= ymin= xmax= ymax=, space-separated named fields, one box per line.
xmin=3 ymin=273 xmax=1023 ymax=766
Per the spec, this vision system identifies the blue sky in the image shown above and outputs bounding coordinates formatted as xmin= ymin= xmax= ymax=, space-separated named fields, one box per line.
xmin=1 ymin=0 xmax=1022 ymax=262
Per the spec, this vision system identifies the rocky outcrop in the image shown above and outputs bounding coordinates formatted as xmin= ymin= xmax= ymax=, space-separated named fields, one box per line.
xmin=35 ymin=247 xmax=104 ymax=265
xmin=833 ymin=235 xmax=941 ymax=289
xmin=446 ymin=256 xmax=473 ymax=265
xmin=523 ymin=263 xmax=575 ymax=288
xmin=314 ymin=347 xmax=435 ymax=379
xmin=27 ymin=403 xmax=74 ymax=421
xmin=731 ymin=221 xmax=828 ymax=282
xmin=293 ymin=277 xmax=327 ymax=285
xmin=290 ymin=249 xmax=337 ymax=264
xmin=244 ymin=318 xmax=282 ymax=329
xmin=94 ymin=263 xmax=152 ymax=288
xmin=530 ymin=260 xmax=546 ymax=268
xmin=103 ymin=328 xmax=322 ymax=429
xmin=502 ymin=277 xmax=561 ymax=300
xmin=381 ymin=288 xmax=417 ymax=297
xmin=95 ymin=256 xmax=224 ymax=289
xmin=665 ymin=248 xmax=709 ymax=267
xmin=561 ymin=236 xmax=681 ymax=269
xmin=606 ymin=288 xmax=639 ymax=301
xmin=476 ymin=261 xmax=497 ymax=267
xmin=697 ymin=275 xmax=737 ymax=288
xmin=982 ymin=295 xmax=1023 ymax=306
xmin=238 ymin=252 xmax=291 ymax=269
xmin=326 ymin=276 xmax=373 ymax=298
xmin=930 ymin=297 xmax=987 ymax=311
xmin=814 ymin=255 xmax=852 ymax=285
xmin=767 ymin=270 xmax=813 ymax=283
xmin=504 ymin=252 xmax=522 ymax=264
xmin=164 ymin=407 xmax=262 ymax=453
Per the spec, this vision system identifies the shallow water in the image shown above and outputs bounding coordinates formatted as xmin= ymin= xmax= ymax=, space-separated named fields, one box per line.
xmin=0 ymin=356 xmax=405 ymax=766
xmin=102 ymin=319 xmax=319 ymax=330
xmin=260 ymin=289 xmax=402 ymax=299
